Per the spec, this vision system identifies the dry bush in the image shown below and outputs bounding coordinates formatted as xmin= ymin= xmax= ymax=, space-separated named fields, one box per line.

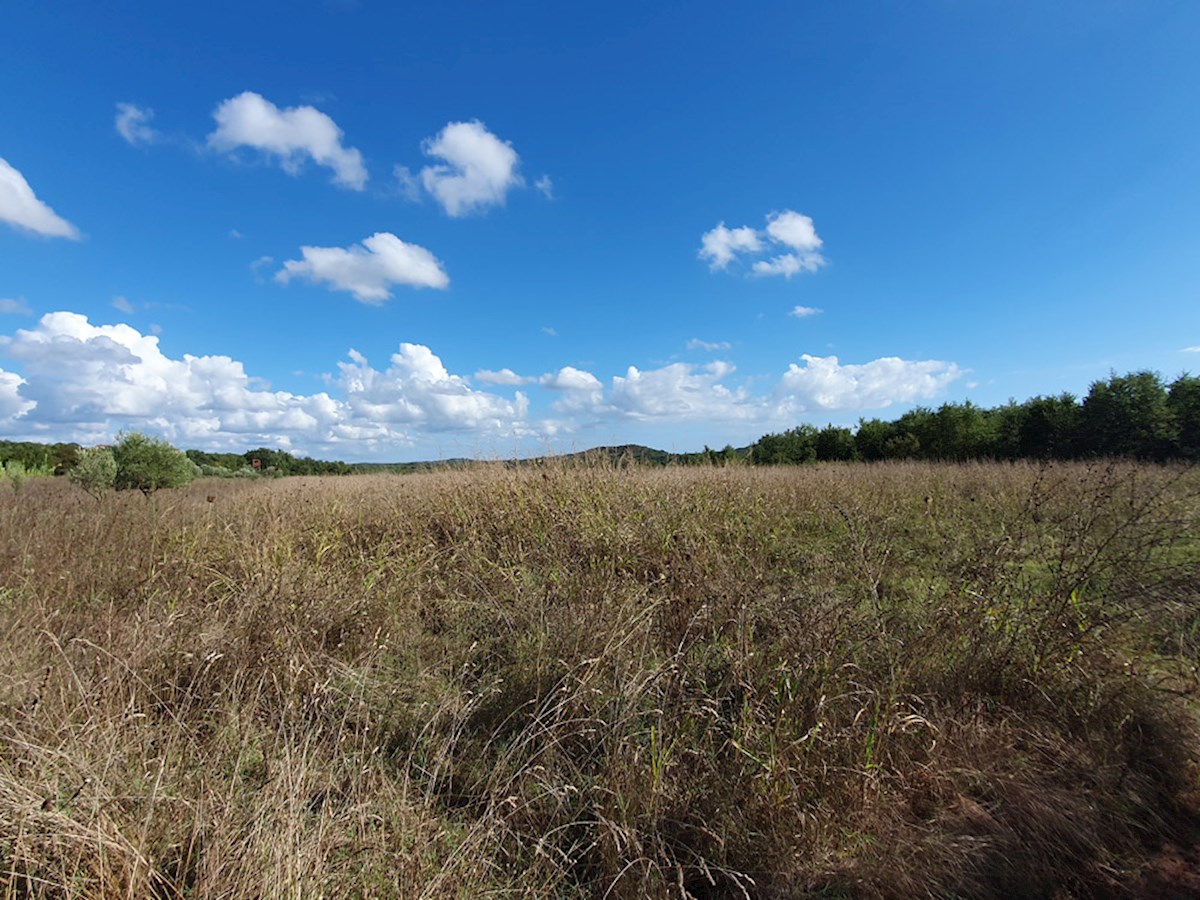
xmin=0 ymin=460 xmax=1197 ymax=897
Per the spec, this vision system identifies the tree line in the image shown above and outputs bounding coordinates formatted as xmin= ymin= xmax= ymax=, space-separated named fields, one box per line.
xmin=2 ymin=370 xmax=1196 ymax=480
xmin=749 ymin=371 xmax=1199 ymax=465
xmin=185 ymin=447 xmax=352 ymax=477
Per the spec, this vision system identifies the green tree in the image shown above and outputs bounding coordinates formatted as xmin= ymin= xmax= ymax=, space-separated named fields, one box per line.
xmin=1168 ymin=374 xmax=1200 ymax=460
xmin=113 ymin=432 xmax=198 ymax=495
xmin=1018 ymin=393 xmax=1081 ymax=459
xmin=815 ymin=425 xmax=858 ymax=461
xmin=69 ymin=447 xmax=117 ymax=501
xmin=919 ymin=402 xmax=997 ymax=460
xmin=752 ymin=425 xmax=818 ymax=464
xmin=1080 ymin=372 xmax=1176 ymax=460
xmin=892 ymin=408 xmax=935 ymax=459
xmin=854 ymin=418 xmax=894 ymax=461
xmin=990 ymin=401 xmax=1027 ymax=460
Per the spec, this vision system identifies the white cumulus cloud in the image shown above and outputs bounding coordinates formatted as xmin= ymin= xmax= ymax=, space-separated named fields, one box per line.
xmin=0 ymin=158 xmax=80 ymax=240
xmin=0 ymin=369 xmax=34 ymax=421
xmin=541 ymin=366 xmax=603 ymax=392
xmin=0 ymin=313 xmax=530 ymax=451
xmin=765 ymin=210 xmax=823 ymax=252
xmin=115 ymin=103 xmax=160 ymax=145
xmin=540 ymin=366 xmax=604 ymax=414
xmin=698 ymin=224 xmax=762 ymax=270
xmin=420 ymin=120 xmax=523 ymax=217
xmin=475 ymin=368 xmax=536 ymax=386
xmin=276 ymin=232 xmax=449 ymax=303
xmin=0 ymin=313 xmax=965 ymax=456
xmin=610 ymin=361 xmax=758 ymax=421
xmin=336 ymin=344 xmax=528 ymax=432
xmin=207 ymin=91 xmax=367 ymax=190
xmin=777 ymin=354 xmax=962 ymax=412
xmin=700 ymin=209 xmax=825 ymax=278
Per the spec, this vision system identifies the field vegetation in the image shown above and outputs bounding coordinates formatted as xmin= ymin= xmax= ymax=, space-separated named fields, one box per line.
xmin=1 ymin=460 xmax=1199 ymax=897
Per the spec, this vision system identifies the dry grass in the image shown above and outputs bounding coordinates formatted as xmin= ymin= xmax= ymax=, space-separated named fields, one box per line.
xmin=1 ymin=460 xmax=1198 ymax=898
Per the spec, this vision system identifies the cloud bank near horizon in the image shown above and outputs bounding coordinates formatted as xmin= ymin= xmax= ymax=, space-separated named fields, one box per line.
xmin=0 ymin=312 xmax=962 ymax=458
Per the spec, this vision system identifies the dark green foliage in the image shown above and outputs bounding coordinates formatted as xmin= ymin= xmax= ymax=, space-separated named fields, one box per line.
xmin=754 ymin=370 xmax=1198 ymax=465
xmin=815 ymin=425 xmax=858 ymax=461
xmin=241 ymin=446 xmax=353 ymax=476
xmin=1167 ymin=374 xmax=1200 ymax=461
xmin=1016 ymin=393 xmax=1081 ymax=459
xmin=751 ymin=424 xmax=818 ymax=464
xmin=112 ymin=432 xmax=198 ymax=494
xmin=0 ymin=440 xmax=80 ymax=474
xmin=1080 ymin=371 xmax=1176 ymax=460
xmin=855 ymin=417 xmax=895 ymax=461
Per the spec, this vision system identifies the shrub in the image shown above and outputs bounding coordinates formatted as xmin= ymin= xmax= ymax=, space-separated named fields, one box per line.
xmin=2 ymin=459 xmax=27 ymax=492
xmin=69 ymin=447 xmax=117 ymax=500
xmin=112 ymin=432 xmax=197 ymax=495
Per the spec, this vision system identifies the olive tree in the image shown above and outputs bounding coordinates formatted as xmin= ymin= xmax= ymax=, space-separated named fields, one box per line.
xmin=69 ymin=446 xmax=117 ymax=501
xmin=112 ymin=432 xmax=197 ymax=495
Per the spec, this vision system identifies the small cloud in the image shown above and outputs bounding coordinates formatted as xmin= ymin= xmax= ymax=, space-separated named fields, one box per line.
xmin=698 ymin=223 xmax=762 ymax=270
xmin=112 ymin=295 xmax=135 ymax=314
xmin=541 ymin=326 xmax=557 ymax=337
xmin=419 ymin=120 xmax=523 ymax=217
xmin=753 ymin=255 xmax=807 ymax=278
xmin=535 ymin=175 xmax=554 ymax=199
xmin=276 ymin=232 xmax=449 ymax=303
xmin=687 ymin=338 xmax=731 ymax=351
xmin=540 ymin=366 xmax=603 ymax=391
xmin=789 ymin=305 xmax=823 ymax=318
xmin=1183 ymin=346 xmax=1200 ymax=353
xmin=114 ymin=103 xmax=160 ymax=146
xmin=765 ymin=210 xmax=823 ymax=253
xmin=229 ymin=229 xmax=244 ymax=239
xmin=149 ymin=323 xmax=163 ymax=335
xmin=207 ymin=91 xmax=368 ymax=190
xmin=250 ymin=255 xmax=274 ymax=282
xmin=0 ymin=298 xmax=32 ymax=315
xmin=393 ymin=164 xmax=422 ymax=202
xmin=0 ymin=157 xmax=81 ymax=239
xmin=475 ymin=368 xmax=535 ymax=386
xmin=700 ymin=209 xmax=825 ymax=278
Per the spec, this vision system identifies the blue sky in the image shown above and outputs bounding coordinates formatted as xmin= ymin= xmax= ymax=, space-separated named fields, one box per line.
xmin=1 ymin=1 xmax=1197 ymax=461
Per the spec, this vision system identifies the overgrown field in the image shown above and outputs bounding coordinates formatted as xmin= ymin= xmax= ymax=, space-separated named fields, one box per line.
xmin=2 ymin=461 xmax=1199 ymax=898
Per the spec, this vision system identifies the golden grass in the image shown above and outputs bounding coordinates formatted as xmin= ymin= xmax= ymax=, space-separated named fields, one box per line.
xmin=1 ymin=460 xmax=1198 ymax=898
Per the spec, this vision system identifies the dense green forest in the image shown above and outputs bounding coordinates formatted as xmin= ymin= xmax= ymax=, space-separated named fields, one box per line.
xmin=1 ymin=370 xmax=1196 ymax=474
xmin=749 ymin=370 xmax=1199 ymax=464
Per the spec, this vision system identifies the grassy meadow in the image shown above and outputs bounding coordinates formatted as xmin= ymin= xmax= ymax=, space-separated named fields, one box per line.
xmin=2 ymin=460 xmax=1199 ymax=898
